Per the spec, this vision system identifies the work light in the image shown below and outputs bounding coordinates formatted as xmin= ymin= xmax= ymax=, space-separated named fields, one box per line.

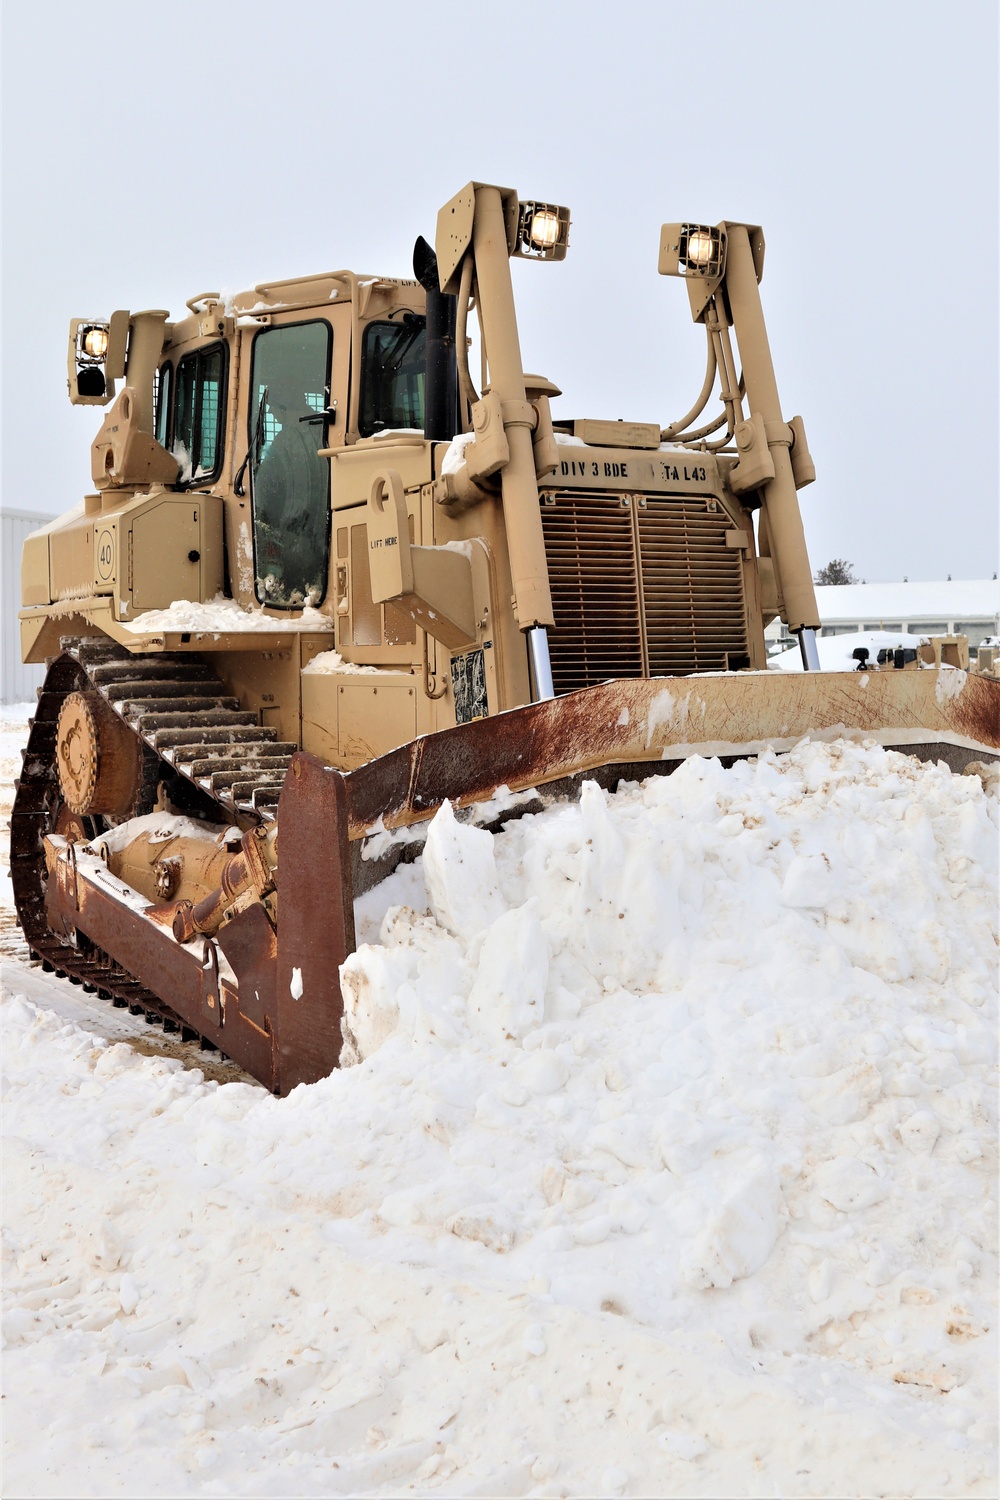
xmin=514 ymin=201 xmax=570 ymax=261
xmin=80 ymin=323 xmax=111 ymax=362
xmin=658 ymin=223 xmax=728 ymax=281
xmin=678 ymin=225 xmax=726 ymax=277
xmin=684 ymin=229 xmax=719 ymax=268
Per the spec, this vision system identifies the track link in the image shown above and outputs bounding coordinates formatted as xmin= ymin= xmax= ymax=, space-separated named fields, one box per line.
xmin=9 ymin=640 xmax=295 ymax=1049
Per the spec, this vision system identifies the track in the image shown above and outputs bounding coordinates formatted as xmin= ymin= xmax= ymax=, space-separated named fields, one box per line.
xmin=9 ymin=639 xmax=294 ymax=1051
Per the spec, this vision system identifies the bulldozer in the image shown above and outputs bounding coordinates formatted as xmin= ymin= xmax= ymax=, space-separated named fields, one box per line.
xmin=13 ymin=181 xmax=999 ymax=1093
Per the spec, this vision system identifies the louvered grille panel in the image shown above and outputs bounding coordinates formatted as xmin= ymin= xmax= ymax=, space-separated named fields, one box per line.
xmin=540 ymin=490 xmax=749 ymax=691
xmin=638 ymin=498 xmax=749 ymax=674
xmin=540 ymin=494 xmax=643 ymax=694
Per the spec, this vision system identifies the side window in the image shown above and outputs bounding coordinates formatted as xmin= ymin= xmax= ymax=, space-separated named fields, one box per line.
xmin=249 ymin=320 xmax=332 ymax=608
xmin=359 ymin=316 xmax=426 ymax=437
xmin=173 ymin=344 xmax=225 ymax=484
xmin=154 ymin=361 xmax=172 ymax=448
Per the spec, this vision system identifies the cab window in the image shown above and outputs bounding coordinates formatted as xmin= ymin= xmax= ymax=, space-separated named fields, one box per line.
xmin=359 ymin=316 xmax=425 ymax=437
xmin=173 ymin=344 xmax=225 ymax=483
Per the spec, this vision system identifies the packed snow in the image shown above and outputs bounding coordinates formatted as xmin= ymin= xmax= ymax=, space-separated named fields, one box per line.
xmin=2 ymin=720 xmax=998 ymax=1496
xmin=123 ymin=595 xmax=333 ymax=634
xmin=440 ymin=431 xmax=476 ymax=475
xmin=302 ymin=650 xmax=383 ymax=676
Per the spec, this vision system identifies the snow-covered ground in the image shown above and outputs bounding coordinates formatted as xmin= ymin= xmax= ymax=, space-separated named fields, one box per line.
xmin=2 ymin=700 xmax=997 ymax=1497
xmin=1 ymin=705 xmax=35 ymax=958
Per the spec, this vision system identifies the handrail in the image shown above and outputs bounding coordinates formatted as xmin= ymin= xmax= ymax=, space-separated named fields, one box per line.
xmin=185 ymin=291 xmax=222 ymax=313
xmin=455 ymin=254 xmax=478 ymax=429
xmin=253 ymin=269 xmax=356 ymax=296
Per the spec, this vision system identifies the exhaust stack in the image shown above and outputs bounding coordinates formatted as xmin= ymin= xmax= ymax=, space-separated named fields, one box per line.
xmin=413 ymin=236 xmax=458 ymax=443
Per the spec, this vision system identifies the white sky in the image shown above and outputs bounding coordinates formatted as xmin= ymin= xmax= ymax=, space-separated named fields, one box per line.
xmin=2 ymin=0 xmax=997 ymax=583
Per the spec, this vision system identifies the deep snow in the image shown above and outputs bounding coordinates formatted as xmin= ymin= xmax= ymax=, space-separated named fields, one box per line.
xmin=2 ymin=709 xmax=997 ymax=1497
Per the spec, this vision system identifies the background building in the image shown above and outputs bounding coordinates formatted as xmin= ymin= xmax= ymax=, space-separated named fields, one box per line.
xmin=766 ymin=579 xmax=999 ymax=654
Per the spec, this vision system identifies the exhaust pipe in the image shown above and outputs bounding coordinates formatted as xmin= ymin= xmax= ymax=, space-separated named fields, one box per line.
xmin=413 ymin=236 xmax=458 ymax=443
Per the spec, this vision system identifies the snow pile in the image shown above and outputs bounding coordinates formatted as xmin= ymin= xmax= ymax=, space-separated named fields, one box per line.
xmin=3 ymin=739 xmax=998 ymax=1496
xmin=123 ymin=595 xmax=333 ymax=634
xmin=302 ymin=649 xmax=383 ymax=675
xmin=439 ymin=429 xmax=476 ymax=475
xmin=342 ymin=743 xmax=997 ymax=1328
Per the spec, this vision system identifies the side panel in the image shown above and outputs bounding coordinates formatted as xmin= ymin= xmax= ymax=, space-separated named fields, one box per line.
xmin=301 ymin=669 xmax=420 ymax=770
xmin=45 ymin=493 xmax=224 ymax=616
xmin=20 ymin=530 xmax=52 ymax=607
xmin=131 ymin=502 xmax=201 ymax=609
xmin=301 ymin=672 xmax=339 ymax=763
xmin=337 ymin=677 xmax=418 ymax=769
xmin=49 ymin=511 xmax=98 ymax=601
xmin=135 ymin=495 xmax=224 ymax=613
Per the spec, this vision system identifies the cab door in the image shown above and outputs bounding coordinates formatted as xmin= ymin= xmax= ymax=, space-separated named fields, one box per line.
xmin=248 ymin=320 xmax=333 ymax=608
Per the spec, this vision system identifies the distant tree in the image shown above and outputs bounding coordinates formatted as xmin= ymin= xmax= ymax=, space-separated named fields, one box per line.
xmin=814 ymin=559 xmax=861 ymax=586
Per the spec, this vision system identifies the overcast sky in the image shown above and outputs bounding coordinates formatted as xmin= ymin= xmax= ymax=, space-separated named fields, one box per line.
xmin=3 ymin=0 xmax=997 ymax=584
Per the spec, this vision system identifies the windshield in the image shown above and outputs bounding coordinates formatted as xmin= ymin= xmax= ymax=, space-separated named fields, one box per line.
xmin=359 ymin=316 xmax=425 ymax=437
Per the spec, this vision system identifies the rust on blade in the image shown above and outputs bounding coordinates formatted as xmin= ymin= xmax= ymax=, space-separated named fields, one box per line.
xmin=945 ymin=670 xmax=1000 ymax=747
xmin=343 ymin=669 xmax=1000 ymax=837
xmin=275 ymin=754 xmax=355 ymax=1092
xmin=217 ymin=902 xmax=278 ymax=1048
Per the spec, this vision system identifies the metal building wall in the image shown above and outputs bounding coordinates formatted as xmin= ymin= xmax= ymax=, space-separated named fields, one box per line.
xmin=2 ymin=509 xmax=55 ymax=705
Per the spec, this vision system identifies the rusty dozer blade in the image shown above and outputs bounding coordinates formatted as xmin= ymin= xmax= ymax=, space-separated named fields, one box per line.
xmin=40 ymin=667 xmax=999 ymax=1096
xmin=342 ymin=667 xmax=1000 ymax=837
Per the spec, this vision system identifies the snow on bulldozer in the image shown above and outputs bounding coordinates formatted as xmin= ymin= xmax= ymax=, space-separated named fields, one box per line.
xmin=13 ymin=181 xmax=999 ymax=1093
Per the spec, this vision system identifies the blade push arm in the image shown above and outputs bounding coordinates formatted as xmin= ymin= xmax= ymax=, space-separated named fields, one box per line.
xmin=660 ymin=221 xmax=822 ymax=659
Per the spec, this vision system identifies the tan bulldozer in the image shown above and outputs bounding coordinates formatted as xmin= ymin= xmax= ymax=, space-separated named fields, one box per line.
xmin=13 ymin=182 xmax=999 ymax=1092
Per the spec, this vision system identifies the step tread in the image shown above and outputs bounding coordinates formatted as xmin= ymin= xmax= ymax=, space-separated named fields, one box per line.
xmin=211 ymin=769 xmax=289 ymax=792
xmin=139 ymin=710 xmax=259 ymax=730
xmin=90 ymin=662 xmax=215 ymax=685
xmin=100 ymin=678 xmax=221 ymax=699
xmin=152 ymin=725 xmax=281 ymax=749
xmin=186 ymin=755 xmax=294 ymax=777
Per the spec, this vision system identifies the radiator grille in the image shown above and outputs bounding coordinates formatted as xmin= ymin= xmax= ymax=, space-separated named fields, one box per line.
xmin=540 ymin=493 xmax=643 ymax=693
xmin=637 ymin=498 xmax=749 ymax=676
xmin=540 ymin=491 xmax=749 ymax=693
